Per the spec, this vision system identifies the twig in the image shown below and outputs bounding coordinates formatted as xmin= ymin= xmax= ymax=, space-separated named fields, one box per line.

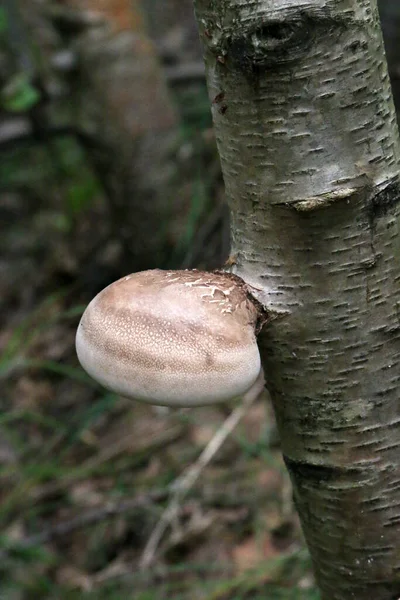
xmin=139 ymin=371 xmax=266 ymax=569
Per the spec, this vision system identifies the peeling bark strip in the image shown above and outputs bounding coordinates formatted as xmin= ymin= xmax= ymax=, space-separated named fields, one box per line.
xmin=193 ymin=1 xmax=400 ymax=599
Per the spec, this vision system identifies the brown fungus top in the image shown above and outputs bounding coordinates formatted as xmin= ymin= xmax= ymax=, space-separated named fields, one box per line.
xmin=76 ymin=269 xmax=262 ymax=406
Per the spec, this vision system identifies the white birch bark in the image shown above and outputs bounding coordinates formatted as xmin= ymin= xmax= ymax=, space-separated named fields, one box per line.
xmin=192 ymin=1 xmax=400 ymax=598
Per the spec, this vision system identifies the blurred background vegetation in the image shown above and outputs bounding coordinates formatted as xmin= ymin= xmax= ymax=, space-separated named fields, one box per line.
xmin=0 ymin=1 xmax=399 ymax=598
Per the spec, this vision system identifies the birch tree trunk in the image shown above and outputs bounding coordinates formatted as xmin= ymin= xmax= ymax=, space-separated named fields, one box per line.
xmin=192 ymin=1 xmax=400 ymax=598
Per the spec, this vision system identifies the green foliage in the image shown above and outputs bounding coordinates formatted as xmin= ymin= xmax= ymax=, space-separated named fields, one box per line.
xmin=66 ymin=177 xmax=100 ymax=216
xmin=1 ymin=72 xmax=41 ymax=112
xmin=0 ymin=293 xmax=85 ymax=379
xmin=0 ymin=136 xmax=102 ymax=233
xmin=53 ymin=138 xmax=103 ymax=219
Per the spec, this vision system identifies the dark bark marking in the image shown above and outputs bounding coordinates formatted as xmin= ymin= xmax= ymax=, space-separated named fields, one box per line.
xmin=283 ymin=455 xmax=364 ymax=484
xmin=203 ymin=9 xmax=358 ymax=74
xmin=369 ymin=178 xmax=400 ymax=221
xmin=212 ymin=91 xmax=225 ymax=104
xmin=228 ymin=14 xmax=316 ymax=70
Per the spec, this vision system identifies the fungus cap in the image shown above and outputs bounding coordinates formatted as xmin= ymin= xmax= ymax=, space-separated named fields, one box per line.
xmin=76 ymin=269 xmax=261 ymax=407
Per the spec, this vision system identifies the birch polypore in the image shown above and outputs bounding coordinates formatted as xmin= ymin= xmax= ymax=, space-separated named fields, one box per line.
xmin=76 ymin=270 xmax=263 ymax=406
xmin=193 ymin=0 xmax=400 ymax=598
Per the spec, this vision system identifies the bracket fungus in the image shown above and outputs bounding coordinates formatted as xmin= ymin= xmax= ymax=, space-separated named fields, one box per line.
xmin=76 ymin=269 xmax=265 ymax=407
